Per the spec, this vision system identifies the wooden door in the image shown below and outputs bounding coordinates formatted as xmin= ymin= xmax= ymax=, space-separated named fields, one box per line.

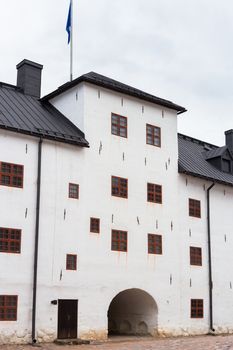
xmin=58 ymin=299 xmax=78 ymax=339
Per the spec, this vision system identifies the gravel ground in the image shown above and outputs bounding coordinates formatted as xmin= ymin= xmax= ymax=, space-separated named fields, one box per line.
xmin=2 ymin=335 xmax=233 ymax=350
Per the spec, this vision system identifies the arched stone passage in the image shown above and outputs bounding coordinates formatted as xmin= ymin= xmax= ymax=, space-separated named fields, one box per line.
xmin=107 ymin=288 xmax=158 ymax=336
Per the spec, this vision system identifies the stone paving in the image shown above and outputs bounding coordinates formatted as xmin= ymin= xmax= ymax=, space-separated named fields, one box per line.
xmin=2 ymin=335 xmax=233 ymax=350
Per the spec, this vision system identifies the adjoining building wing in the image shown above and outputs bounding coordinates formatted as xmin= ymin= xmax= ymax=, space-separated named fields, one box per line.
xmin=178 ymin=133 xmax=233 ymax=186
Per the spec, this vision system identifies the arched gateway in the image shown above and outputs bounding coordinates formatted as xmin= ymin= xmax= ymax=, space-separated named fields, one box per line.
xmin=107 ymin=288 xmax=158 ymax=336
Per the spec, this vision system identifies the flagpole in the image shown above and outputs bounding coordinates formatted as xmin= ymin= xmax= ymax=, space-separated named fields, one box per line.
xmin=70 ymin=0 xmax=73 ymax=81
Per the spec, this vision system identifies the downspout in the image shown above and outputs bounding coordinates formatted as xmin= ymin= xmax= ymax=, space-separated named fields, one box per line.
xmin=32 ymin=138 xmax=43 ymax=344
xmin=207 ymin=182 xmax=215 ymax=333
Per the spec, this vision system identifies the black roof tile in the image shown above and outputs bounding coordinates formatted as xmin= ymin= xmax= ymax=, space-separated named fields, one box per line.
xmin=0 ymin=83 xmax=89 ymax=147
xmin=178 ymin=134 xmax=233 ymax=186
xmin=42 ymin=72 xmax=186 ymax=114
xmin=205 ymin=146 xmax=228 ymax=159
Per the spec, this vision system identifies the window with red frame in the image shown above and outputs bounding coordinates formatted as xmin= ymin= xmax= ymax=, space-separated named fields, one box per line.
xmin=66 ymin=254 xmax=77 ymax=270
xmin=111 ymin=230 xmax=127 ymax=252
xmin=0 ymin=227 xmax=21 ymax=254
xmin=146 ymin=124 xmax=161 ymax=147
xmin=90 ymin=218 xmax=100 ymax=233
xmin=148 ymin=234 xmax=162 ymax=254
xmin=147 ymin=183 xmax=162 ymax=203
xmin=190 ymin=247 xmax=202 ymax=266
xmin=111 ymin=113 xmax=127 ymax=138
xmin=0 ymin=162 xmax=23 ymax=188
xmin=112 ymin=176 xmax=128 ymax=198
xmin=191 ymin=299 xmax=203 ymax=318
xmin=69 ymin=183 xmax=79 ymax=199
xmin=189 ymin=199 xmax=201 ymax=218
xmin=0 ymin=295 xmax=18 ymax=321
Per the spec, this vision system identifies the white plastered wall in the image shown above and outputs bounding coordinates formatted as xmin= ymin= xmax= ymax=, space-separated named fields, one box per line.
xmin=178 ymin=174 xmax=233 ymax=335
xmin=50 ymin=83 xmax=184 ymax=339
xmin=2 ymin=82 xmax=233 ymax=344
xmin=0 ymin=131 xmax=38 ymax=344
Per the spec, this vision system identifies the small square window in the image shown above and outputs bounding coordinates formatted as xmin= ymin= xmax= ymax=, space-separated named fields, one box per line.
xmin=90 ymin=218 xmax=100 ymax=233
xmin=111 ymin=113 xmax=127 ymax=138
xmin=189 ymin=199 xmax=201 ymax=218
xmin=66 ymin=254 xmax=77 ymax=270
xmin=148 ymin=234 xmax=162 ymax=254
xmin=0 ymin=228 xmax=21 ymax=254
xmin=190 ymin=247 xmax=202 ymax=266
xmin=147 ymin=183 xmax=162 ymax=203
xmin=111 ymin=230 xmax=127 ymax=252
xmin=112 ymin=176 xmax=128 ymax=198
xmin=146 ymin=124 xmax=161 ymax=147
xmin=69 ymin=183 xmax=79 ymax=199
xmin=0 ymin=295 xmax=18 ymax=321
xmin=0 ymin=162 xmax=23 ymax=188
xmin=191 ymin=299 xmax=203 ymax=318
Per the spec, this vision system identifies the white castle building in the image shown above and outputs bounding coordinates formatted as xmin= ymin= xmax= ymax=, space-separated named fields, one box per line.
xmin=0 ymin=59 xmax=233 ymax=344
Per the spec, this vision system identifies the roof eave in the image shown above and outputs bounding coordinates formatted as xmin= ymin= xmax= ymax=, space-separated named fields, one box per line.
xmin=82 ymin=77 xmax=187 ymax=114
xmin=0 ymin=125 xmax=89 ymax=148
xmin=178 ymin=167 xmax=233 ymax=187
xmin=41 ymin=76 xmax=186 ymax=114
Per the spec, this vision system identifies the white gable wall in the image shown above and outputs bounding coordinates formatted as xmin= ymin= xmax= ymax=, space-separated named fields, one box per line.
xmin=50 ymin=83 xmax=85 ymax=132
xmin=47 ymin=83 xmax=184 ymax=340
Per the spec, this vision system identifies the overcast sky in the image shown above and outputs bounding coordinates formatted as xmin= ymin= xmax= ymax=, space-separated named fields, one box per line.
xmin=0 ymin=0 xmax=232 ymax=145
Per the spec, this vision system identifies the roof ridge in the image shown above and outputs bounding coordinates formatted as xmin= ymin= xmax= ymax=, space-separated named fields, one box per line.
xmin=0 ymin=82 xmax=22 ymax=92
xmin=83 ymin=71 xmax=175 ymax=104
xmin=41 ymin=72 xmax=187 ymax=114
xmin=178 ymin=133 xmax=218 ymax=149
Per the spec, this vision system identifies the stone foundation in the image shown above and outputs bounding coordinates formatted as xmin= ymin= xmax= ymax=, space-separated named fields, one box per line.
xmin=157 ymin=327 xmax=209 ymax=338
xmin=0 ymin=330 xmax=31 ymax=345
xmin=79 ymin=329 xmax=108 ymax=341
xmin=2 ymin=326 xmax=233 ymax=344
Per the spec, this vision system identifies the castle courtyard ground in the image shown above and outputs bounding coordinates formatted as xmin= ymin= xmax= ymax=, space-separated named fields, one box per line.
xmin=2 ymin=335 xmax=233 ymax=350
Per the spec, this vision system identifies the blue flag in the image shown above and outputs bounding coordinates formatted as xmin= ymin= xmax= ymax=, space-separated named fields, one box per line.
xmin=66 ymin=2 xmax=71 ymax=44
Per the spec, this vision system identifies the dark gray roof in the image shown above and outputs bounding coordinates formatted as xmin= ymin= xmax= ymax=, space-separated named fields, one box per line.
xmin=0 ymin=82 xmax=88 ymax=147
xmin=42 ymin=72 xmax=186 ymax=114
xmin=205 ymin=146 xmax=228 ymax=160
xmin=178 ymin=134 xmax=233 ymax=186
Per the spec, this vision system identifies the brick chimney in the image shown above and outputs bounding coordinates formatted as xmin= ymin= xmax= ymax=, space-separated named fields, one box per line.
xmin=225 ymin=129 xmax=233 ymax=152
xmin=16 ymin=59 xmax=43 ymax=98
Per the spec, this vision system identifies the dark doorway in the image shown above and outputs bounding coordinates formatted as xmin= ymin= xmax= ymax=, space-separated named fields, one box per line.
xmin=58 ymin=299 xmax=78 ymax=339
xmin=108 ymin=289 xmax=158 ymax=336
